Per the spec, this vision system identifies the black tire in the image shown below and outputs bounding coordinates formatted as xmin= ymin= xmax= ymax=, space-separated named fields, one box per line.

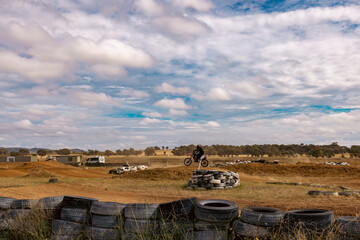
xmin=51 ymin=235 xmax=81 ymax=240
xmin=60 ymin=207 xmax=90 ymax=223
xmin=201 ymin=159 xmax=209 ymax=167
xmin=184 ymin=158 xmax=192 ymax=166
xmin=124 ymin=203 xmax=160 ymax=219
xmin=85 ymin=226 xmax=120 ymax=240
xmin=0 ymin=197 xmax=16 ymax=210
xmin=284 ymin=209 xmax=334 ymax=232
xmin=4 ymin=209 xmax=31 ymax=220
xmin=124 ymin=218 xmax=157 ymax=234
xmin=336 ymin=216 xmax=360 ymax=236
xmin=92 ymin=214 xmax=119 ymax=228
xmin=232 ymin=219 xmax=270 ymax=238
xmin=61 ymin=196 xmax=98 ymax=210
xmin=52 ymin=219 xmax=83 ymax=235
xmin=37 ymin=196 xmax=64 ymax=210
xmin=11 ymin=199 xmax=38 ymax=209
xmin=194 ymin=219 xmax=229 ymax=231
xmin=158 ymin=197 xmax=198 ymax=220
xmin=308 ymin=191 xmax=322 ymax=196
xmin=91 ymin=201 xmax=125 ymax=216
xmin=240 ymin=206 xmax=285 ymax=227
xmin=195 ymin=199 xmax=239 ymax=223
xmin=186 ymin=229 xmax=227 ymax=240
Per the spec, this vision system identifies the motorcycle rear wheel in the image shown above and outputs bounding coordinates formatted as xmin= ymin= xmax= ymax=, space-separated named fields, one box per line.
xmin=201 ymin=159 xmax=209 ymax=167
xmin=184 ymin=158 xmax=192 ymax=166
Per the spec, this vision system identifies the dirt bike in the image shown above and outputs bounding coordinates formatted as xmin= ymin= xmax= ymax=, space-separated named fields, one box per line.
xmin=184 ymin=153 xmax=209 ymax=167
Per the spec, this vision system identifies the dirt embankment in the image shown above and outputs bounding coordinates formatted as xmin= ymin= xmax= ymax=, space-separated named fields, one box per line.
xmin=0 ymin=161 xmax=108 ymax=178
xmin=221 ymin=163 xmax=360 ymax=177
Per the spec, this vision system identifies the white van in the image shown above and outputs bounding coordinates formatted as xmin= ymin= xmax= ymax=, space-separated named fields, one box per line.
xmin=85 ymin=156 xmax=106 ymax=166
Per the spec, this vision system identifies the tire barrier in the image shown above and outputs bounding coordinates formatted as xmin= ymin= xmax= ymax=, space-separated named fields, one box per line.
xmin=232 ymin=206 xmax=284 ymax=238
xmin=336 ymin=216 xmax=360 ymax=238
xmin=283 ymin=209 xmax=335 ymax=233
xmin=187 ymin=170 xmax=240 ymax=190
xmin=308 ymin=190 xmax=359 ymax=197
xmin=0 ymin=195 xmax=358 ymax=239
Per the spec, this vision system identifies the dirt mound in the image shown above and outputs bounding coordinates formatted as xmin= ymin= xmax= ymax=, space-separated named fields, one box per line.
xmin=0 ymin=161 xmax=109 ymax=178
xmin=221 ymin=163 xmax=360 ymax=177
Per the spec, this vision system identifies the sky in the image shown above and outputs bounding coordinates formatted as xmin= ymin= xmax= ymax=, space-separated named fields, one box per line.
xmin=0 ymin=0 xmax=360 ymax=150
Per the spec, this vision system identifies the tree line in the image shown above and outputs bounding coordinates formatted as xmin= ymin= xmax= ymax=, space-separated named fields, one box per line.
xmin=171 ymin=143 xmax=360 ymax=158
xmin=1 ymin=143 xmax=360 ymax=158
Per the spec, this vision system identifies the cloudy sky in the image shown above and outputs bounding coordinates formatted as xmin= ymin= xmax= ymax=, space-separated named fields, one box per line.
xmin=0 ymin=0 xmax=360 ymax=150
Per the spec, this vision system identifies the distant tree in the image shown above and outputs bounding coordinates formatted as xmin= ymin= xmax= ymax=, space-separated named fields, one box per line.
xmin=129 ymin=148 xmax=135 ymax=155
xmin=154 ymin=146 xmax=160 ymax=150
xmin=123 ymin=149 xmax=130 ymax=156
xmin=10 ymin=152 xmax=19 ymax=156
xmin=204 ymin=145 xmax=218 ymax=156
xmin=0 ymin=148 xmax=8 ymax=155
xmin=166 ymin=146 xmax=169 ymax=150
xmin=87 ymin=149 xmax=99 ymax=155
xmin=309 ymin=146 xmax=323 ymax=158
xmin=162 ymin=146 xmax=165 ymax=150
xmin=116 ymin=149 xmax=123 ymax=155
xmin=134 ymin=150 xmax=142 ymax=155
xmin=144 ymin=147 xmax=155 ymax=156
xmin=37 ymin=149 xmax=47 ymax=156
xmin=104 ymin=150 xmax=114 ymax=156
xmin=56 ymin=148 xmax=71 ymax=155
xmin=19 ymin=149 xmax=30 ymax=156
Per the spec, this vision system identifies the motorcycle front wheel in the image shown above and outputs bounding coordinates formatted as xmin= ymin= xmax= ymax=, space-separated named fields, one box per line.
xmin=201 ymin=159 xmax=209 ymax=167
xmin=184 ymin=158 xmax=192 ymax=166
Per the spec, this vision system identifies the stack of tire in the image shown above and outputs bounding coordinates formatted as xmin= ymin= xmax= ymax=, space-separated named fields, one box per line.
xmin=187 ymin=170 xmax=240 ymax=190
xmin=283 ymin=209 xmax=334 ymax=238
xmin=36 ymin=196 xmax=64 ymax=220
xmin=52 ymin=196 xmax=98 ymax=240
xmin=191 ymin=199 xmax=239 ymax=240
xmin=85 ymin=201 xmax=125 ymax=240
xmin=124 ymin=197 xmax=198 ymax=239
xmin=232 ymin=206 xmax=285 ymax=239
xmin=0 ymin=197 xmax=27 ymax=230
xmin=336 ymin=216 xmax=360 ymax=239
xmin=6 ymin=199 xmax=38 ymax=230
xmin=123 ymin=203 xmax=160 ymax=239
xmin=157 ymin=197 xmax=197 ymax=238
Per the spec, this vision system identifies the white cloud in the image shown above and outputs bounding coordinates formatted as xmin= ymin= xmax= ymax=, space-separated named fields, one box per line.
xmin=155 ymin=82 xmax=191 ymax=95
xmin=154 ymin=98 xmax=192 ymax=109
xmin=204 ymin=121 xmax=220 ymax=127
xmin=152 ymin=16 xmax=210 ymax=39
xmin=173 ymin=0 xmax=214 ymax=11
xmin=169 ymin=109 xmax=188 ymax=116
xmin=66 ymin=90 xmax=122 ymax=107
xmin=142 ymin=111 xmax=162 ymax=118
xmin=13 ymin=119 xmax=34 ymax=129
xmin=192 ymin=88 xmax=231 ymax=101
xmin=135 ymin=0 xmax=164 ymax=16
xmin=0 ymin=50 xmax=66 ymax=82
xmin=140 ymin=118 xmax=163 ymax=125
xmin=119 ymin=88 xmax=149 ymax=98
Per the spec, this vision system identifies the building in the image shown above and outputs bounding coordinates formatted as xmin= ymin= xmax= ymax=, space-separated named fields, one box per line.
xmin=55 ymin=155 xmax=82 ymax=166
xmin=0 ymin=156 xmax=38 ymax=162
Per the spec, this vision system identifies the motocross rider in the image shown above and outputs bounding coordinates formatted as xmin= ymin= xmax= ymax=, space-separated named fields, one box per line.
xmin=193 ymin=145 xmax=204 ymax=162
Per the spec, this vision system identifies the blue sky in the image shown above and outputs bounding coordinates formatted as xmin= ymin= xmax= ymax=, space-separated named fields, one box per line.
xmin=0 ymin=0 xmax=360 ymax=150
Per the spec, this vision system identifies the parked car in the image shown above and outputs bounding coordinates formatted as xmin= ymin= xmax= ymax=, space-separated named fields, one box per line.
xmin=85 ymin=156 xmax=105 ymax=166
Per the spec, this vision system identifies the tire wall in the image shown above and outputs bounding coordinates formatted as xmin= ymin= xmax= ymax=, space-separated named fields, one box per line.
xmin=187 ymin=170 xmax=240 ymax=190
xmin=0 ymin=195 xmax=358 ymax=240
